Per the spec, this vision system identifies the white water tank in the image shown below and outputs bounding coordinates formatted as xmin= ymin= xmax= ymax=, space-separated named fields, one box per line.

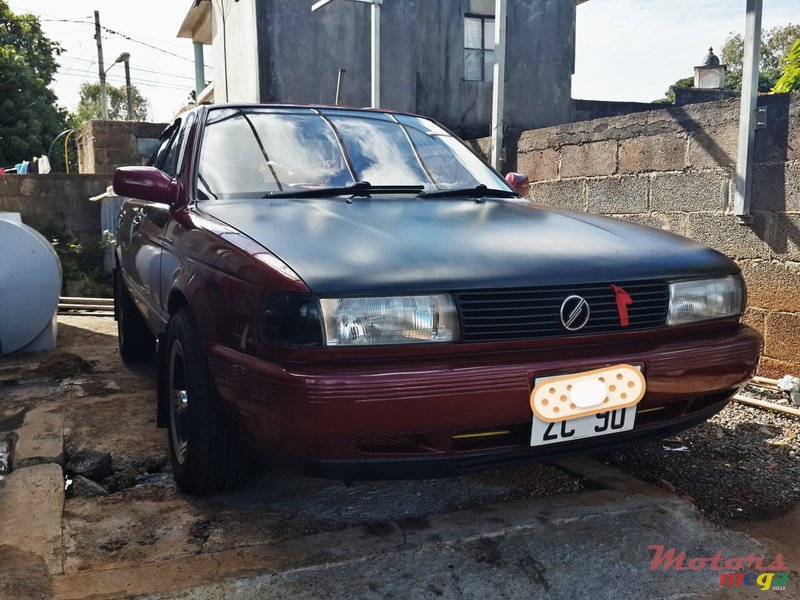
xmin=0 ymin=213 xmax=61 ymax=356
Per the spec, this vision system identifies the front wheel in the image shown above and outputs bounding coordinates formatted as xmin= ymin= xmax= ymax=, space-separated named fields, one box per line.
xmin=165 ymin=307 xmax=247 ymax=495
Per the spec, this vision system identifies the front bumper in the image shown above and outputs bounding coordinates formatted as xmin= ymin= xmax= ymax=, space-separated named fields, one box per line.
xmin=208 ymin=324 xmax=761 ymax=476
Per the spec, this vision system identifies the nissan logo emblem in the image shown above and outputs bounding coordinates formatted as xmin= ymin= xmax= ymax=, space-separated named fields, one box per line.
xmin=560 ymin=295 xmax=591 ymax=331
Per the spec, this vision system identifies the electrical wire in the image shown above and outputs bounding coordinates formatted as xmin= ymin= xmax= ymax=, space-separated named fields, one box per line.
xmin=100 ymin=25 xmax=197 ymax=64
xmin=1 ymin=16 xmax=213 ymax=69
xmin=58 ymin=69 xmax=192 ymax=92
xmin=64 ymin=56 xmax=204 ymax=82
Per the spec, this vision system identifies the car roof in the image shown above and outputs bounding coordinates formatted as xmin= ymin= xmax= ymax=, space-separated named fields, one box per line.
xmin=189 ymin=102 xmax=425 ymax=121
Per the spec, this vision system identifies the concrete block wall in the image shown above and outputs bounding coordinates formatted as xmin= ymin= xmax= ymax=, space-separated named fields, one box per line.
xmin=504 ymin=91 xmax=800 ymax=377
xmin=0 ymin=174 xmax=109 ymax=243
xmin=75 ymin=120 xmax=167 ymax=175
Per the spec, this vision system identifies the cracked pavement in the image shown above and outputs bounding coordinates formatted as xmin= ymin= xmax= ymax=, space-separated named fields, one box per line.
xmin=0 ymin=316 xmax=797 ymax=599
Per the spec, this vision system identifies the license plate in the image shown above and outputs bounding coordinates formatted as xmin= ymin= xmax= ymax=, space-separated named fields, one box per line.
xmin=530 ymin=406 xmax=636 ymax=447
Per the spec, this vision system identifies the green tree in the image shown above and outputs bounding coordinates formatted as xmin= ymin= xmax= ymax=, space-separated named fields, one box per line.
xmin=0 ymin=1 xmax=70 ymax=167
xmin=772 ymin=38 xmax=800 ymax=92
xmin=720 ymin=24 xmax=800 ymax=92
xmin=73 ymin=82 xmax=151 ymax=126
xmin=654 ymin=77 xmax=694 ymax=105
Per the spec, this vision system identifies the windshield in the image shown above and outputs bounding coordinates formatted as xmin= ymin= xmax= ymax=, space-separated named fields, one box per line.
xmin=195 ymin=107 xmax=510 ymax=200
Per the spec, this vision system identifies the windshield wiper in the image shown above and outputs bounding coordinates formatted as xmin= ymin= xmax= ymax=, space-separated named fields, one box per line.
xmin=262 ymin=181 xmax=424 ymax=199
xmin=416 ymin=184 xmax=518 ymax=200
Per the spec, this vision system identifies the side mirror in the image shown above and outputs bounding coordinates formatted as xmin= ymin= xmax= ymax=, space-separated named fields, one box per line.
xmin=113 ymin=166 xmax=178 ymax=205
xmin=504 ymin=172 xmax=531 ymax=196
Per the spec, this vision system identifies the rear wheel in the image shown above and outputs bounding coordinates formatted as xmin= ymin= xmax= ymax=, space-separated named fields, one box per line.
xmin=166 ymin=307 xmax=247 ymax=495
xmin=114 ymin=269 xmax=155 ymax=362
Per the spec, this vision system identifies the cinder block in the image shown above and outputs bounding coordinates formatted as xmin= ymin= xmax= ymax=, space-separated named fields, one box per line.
xmin=741 ymin=306 xmax=766 ymax=335
xmin=560 ymin=141 xmax=617 ymax=178
xmin=684 ymin=212 xmax=771 ymax=259
xmin=764 ymin=310 xmax=800 ymax=362
xmin=517 ymin=127 xmax=562 ymax=152
xmin=466 ymin=137 xmax=491 ymax=162
xmin=788 ymin=160 xmax=800 ymax=211
xmin=752 ymin=163 xmax=788 ymax=211
xmin=768 ymin=213 xmax=800 ymax=260
xmin=585 ymin=175 xmax=647 ymax=214
xmin=618 ymin=134 xmax=686 ymax=174
xmin=758 ymin=356 xmax=800 ymax=379
xmin=517 ymin=149 xmax=558 ymax=182
xmin=739 ymin=259 xmax=800 ymax=313
xmin=529 ymin=178 xmax=586 ymax=211
xmin=611 ymin=212 xmax=686 ymax=234
xmin=687 ymin=124 xmax=738 ymax=168
xmin=650 ymin=170 xmax=730 ymax=212
xmin=789 ymin=103 xmax=800 ymax=162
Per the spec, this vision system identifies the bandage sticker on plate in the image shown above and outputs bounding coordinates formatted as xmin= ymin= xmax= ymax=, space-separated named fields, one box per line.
xmin=530 ymin=364 xmax=645 ymax=423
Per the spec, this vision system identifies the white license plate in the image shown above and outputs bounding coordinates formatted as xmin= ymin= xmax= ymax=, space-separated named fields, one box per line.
xmin=530 ymin=406 xmax=636 ymax=447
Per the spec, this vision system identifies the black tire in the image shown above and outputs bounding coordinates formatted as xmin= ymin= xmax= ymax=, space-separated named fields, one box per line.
xmin=114 ymin=269 xmax=156 ymax=362
xmin=165 ymin=307 xmax=247 ymax=495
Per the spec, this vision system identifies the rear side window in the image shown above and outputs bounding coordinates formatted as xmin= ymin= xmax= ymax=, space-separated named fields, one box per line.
xmin=149 ymin=125 xmax=177 ymax=168
xmin=161 ymin=120 xmax=189 ymax=178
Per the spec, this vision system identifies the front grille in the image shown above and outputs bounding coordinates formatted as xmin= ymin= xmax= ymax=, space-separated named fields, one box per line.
xmin=455 ymin=281 xmax=669 ymax=342
xmin=354 ymin=434 xmax=421 ymax=453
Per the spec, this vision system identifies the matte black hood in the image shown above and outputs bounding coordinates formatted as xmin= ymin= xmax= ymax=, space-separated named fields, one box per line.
xmin=199 ymin=197 xmax=738 ymax=295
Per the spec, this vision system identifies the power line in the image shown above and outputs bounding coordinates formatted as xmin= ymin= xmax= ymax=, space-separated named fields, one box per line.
xmin=0 ymin=17 xmax=92 ymax=24
xmin=1 ymin=16 xmax=213 ymax=69
xmin=58 ymin=69 xmax=193 ymax=92
xmin=64 ymin=55 xmax=207 ymax=82
xmin=100 ymin=25 xmax=198 ymax=64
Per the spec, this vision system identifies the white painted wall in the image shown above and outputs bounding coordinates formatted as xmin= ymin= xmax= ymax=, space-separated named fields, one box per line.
xmin=211 ymin=0 xmax=260 ymax=103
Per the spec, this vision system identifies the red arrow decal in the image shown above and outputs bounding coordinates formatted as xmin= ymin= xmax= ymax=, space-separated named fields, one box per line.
xmin=611 ymin=284 xmax=633 ymax=327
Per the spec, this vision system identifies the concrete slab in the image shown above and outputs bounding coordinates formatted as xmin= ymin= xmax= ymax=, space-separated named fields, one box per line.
xmin=13 ymin=404 xmax=64 ymax=468
xmin=0 ymin=464 xmax=64 ymax=577
xmin=50 ymin=460 xmax=771 ymax=600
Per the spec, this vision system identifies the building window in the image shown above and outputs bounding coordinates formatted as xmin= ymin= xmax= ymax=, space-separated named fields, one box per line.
xmin=464 ymin=15 xmax=495 ymax=82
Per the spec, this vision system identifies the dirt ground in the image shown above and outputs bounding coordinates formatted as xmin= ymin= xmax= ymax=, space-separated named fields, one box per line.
xmin=1 ymin=315 xmax=798 ymax=599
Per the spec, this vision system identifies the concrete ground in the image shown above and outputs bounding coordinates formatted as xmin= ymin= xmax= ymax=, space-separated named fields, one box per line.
xmin=0 ymin=316 xmax=796 ymax=599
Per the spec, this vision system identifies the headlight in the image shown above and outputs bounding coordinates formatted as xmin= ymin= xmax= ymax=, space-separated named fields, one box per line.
xmin=667 ymin=276 xmax=744 ymax=326
xmin=320 ymin=295 xmax=459 ymax=346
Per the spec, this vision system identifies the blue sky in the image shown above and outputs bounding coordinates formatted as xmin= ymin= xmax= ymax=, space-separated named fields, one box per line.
xmin=7 ymin=1 xmax=800 ymax=120
xmin=573 ymin=0 xmax=800 ymax=102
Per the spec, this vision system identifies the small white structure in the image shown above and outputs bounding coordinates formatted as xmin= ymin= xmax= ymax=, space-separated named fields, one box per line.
xmin=694 ymin=47 xmax=726 ymax=89
xmin=0 ymin=213 xmax=61 ymax=356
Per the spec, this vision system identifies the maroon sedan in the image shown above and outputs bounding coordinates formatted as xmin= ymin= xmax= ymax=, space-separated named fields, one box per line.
xmin=114 ymin=104 xmax=761 ymax=495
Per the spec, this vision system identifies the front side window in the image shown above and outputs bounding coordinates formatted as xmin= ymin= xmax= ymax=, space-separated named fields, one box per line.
xmin=464 ymin=15 xmax=495 ymax=82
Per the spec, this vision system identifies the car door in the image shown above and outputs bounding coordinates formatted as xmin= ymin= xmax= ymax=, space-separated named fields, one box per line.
xmin=120 ymin=119 xmax=187 ymax=330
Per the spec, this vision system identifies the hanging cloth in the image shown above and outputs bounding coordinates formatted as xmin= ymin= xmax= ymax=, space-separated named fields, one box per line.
xmin=38 ymin=155 xmax=51 ymax=174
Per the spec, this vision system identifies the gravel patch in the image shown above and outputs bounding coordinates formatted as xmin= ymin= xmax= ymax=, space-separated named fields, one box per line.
xmin=601 ymin=384 xmax=800 ymax=526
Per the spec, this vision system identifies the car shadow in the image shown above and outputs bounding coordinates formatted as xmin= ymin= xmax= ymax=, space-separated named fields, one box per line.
xmin=599 ymin=408 xmax=800 ymax=526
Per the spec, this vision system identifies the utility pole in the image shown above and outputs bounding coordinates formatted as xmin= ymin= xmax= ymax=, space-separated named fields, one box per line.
xmin=369 ymin=0 xmax=380 ymax=108
xmin=490 ymin=0 xmax=507 ymax=171
xmin=123 ymin=59 xmax=133 ymax=120
xmin=733 ymin=0 xmax=763 ymax=217
xmin=94 ymin=11 xmax=109 ymax=119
